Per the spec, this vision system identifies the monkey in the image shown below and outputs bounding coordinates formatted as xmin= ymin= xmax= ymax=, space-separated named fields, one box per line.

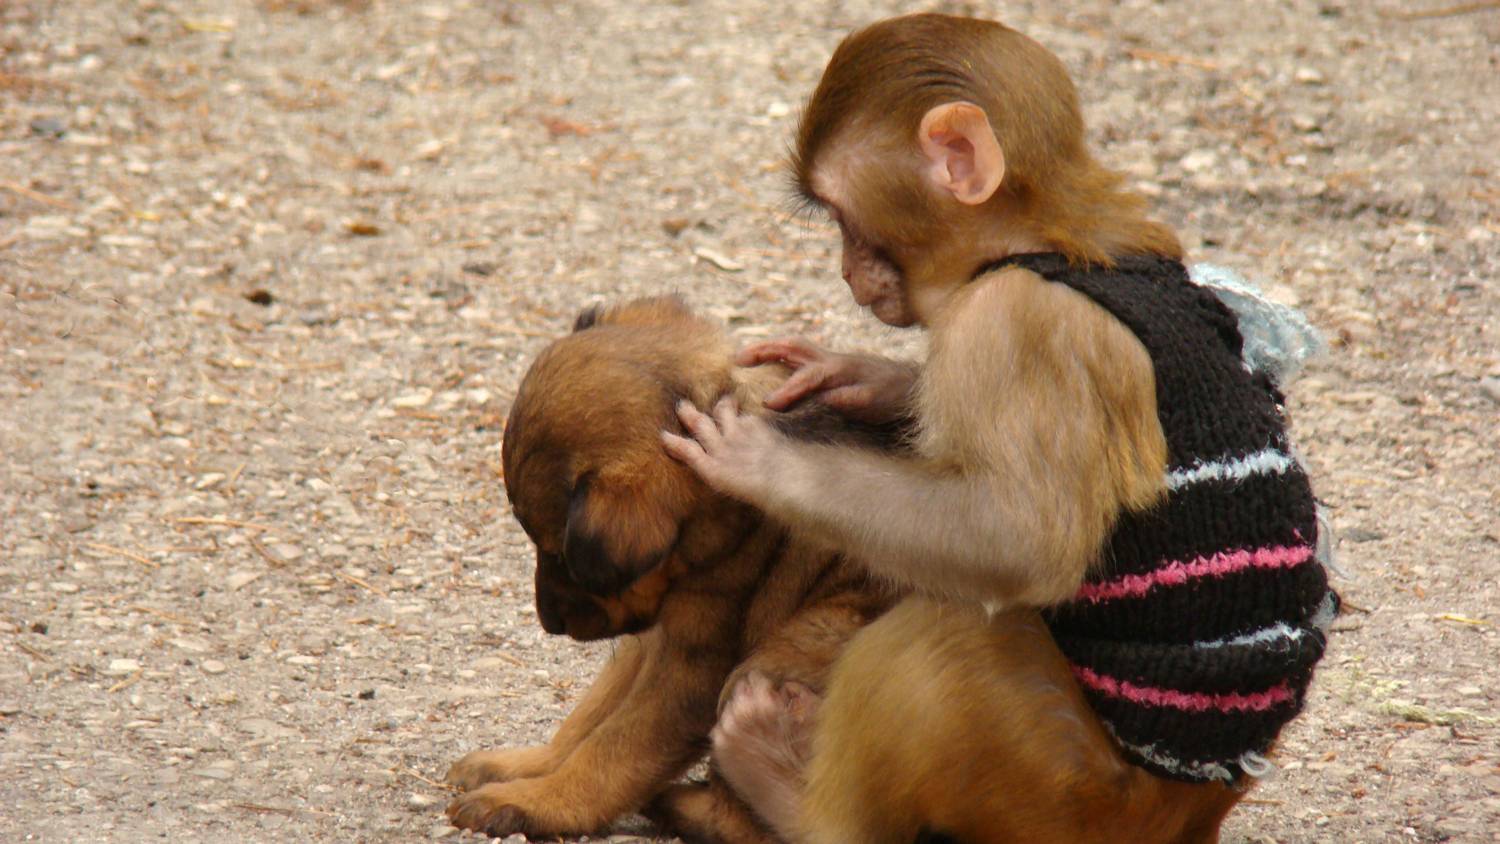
xmin=443 ymin=296 xmax=904 ymax=841
xmin=663 ymin=13 xmax=1336 ymax=843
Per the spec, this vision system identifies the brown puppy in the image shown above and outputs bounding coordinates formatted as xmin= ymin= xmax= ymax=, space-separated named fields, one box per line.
xmin=444 ymin=296 xmax=900 ymax=841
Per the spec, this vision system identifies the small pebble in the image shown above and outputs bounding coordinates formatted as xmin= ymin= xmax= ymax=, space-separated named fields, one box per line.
xmin=194 ymin=767 xmax=232 ymax=781
xmin=429 ymin=823 xmax=459 ymax=839
xmin=29 ymin=117 xmax=66 ymax=137
xmin=1341 ymin=528 xmax=1385 ymax=543
xmin=1294 ymin=66 xmax=1326 ymax=85
xmin=408 ymin=793 xmax=440 ymax=810
xmin=393 ymin=389 xmax=434 ymax=409
xmin=1479 ymin=377 xmax=1500 ymax=405
xmin=693 ymin=247 xmax=744 ymax=272
xmin=201 ymin=660 xmax=227 ymax=675
xmin=1179 ymin=149 xmax=1217 ymax=173
xmin=106 ymin=659 xmax=141 ymax=676
xmin=226 ymin=571 xmax=262 ymax=591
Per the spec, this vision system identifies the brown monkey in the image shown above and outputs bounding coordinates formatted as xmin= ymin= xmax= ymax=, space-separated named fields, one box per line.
xmin=664 ymin=13 xmax=1335 ymax=843
xmin=444 ymin=296 xmax=901 ymax=841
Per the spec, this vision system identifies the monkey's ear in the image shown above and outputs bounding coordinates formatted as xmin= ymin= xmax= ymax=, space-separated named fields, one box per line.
xmin=561 ymin=471 xmax=689 ymax=596
xmin=918 ymin=102 xmax=1005 ymax=206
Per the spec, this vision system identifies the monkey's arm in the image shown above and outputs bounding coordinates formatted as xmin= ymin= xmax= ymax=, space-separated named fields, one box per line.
xmin=669 ymin=271 xmax=1166 ymax=606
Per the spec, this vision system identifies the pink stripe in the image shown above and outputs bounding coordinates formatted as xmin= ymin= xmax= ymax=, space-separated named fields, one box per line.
xmin=1076 ymin=544 xmax=1314 ymax=603
xmin=1073 ymin=666 xmax=1294 ymax=713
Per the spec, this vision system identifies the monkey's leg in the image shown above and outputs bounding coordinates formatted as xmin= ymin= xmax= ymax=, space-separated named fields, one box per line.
xmin=646 ymin=775 xmax=778 ymax=844
xmin=446 ymin=634 xmax=648 ymax=790
xmin=802 ymin=597 xmax=1243 ymax=844
xmin=713 ymin=673 xmax=818 ymax=840
xmin=446 ymin=633 xmax=734 ymax=838
xmin=709 ymin=597 xmax=880 ymax=841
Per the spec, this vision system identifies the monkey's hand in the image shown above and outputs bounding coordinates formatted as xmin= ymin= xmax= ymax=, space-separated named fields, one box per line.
xmin=737 ymin=338 xmax=917 ymax=424
xmin=663 ymin=398 xmax=784 ymax=507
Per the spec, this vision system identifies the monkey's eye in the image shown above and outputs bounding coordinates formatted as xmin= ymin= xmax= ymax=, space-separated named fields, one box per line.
xmin=789 ymin=191 xmax=833 ymax=227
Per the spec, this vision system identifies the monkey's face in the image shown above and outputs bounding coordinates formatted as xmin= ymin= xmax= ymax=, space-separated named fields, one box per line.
xmin=802 ymin=139 xmax=942 ymax=329
xmin=839 ymin=224 xmax=915 ymax=328
xmin=500 ymin=297 xmax=745 ymax=641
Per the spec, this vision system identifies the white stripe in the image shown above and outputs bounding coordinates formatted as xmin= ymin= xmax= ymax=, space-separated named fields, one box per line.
xmin=1103 ymin=724 xmax=1237 ymax=783
xmin=1106 ymin=725 xmax=1278 ymax=784
xmin=1193 ymin=621 xmax=1310 ymax=650
xmin=1165 ymin=447 xmax=1296 ymax=491
xmin=1192 ymin=592 xmax=1338 ymax=650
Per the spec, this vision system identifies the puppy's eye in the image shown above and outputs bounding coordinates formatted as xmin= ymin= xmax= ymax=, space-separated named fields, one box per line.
xmin=569 ymin=472 xmax=595 ymax=501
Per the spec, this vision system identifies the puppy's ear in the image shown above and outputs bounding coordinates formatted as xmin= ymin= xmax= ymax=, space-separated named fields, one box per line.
xmin=572 ymin=305 xmax=603 ymax=332
xmin=562 ymin=470 xmax=696 ymax=596
xmin=573 ymin=296 xmax=700 ymax=334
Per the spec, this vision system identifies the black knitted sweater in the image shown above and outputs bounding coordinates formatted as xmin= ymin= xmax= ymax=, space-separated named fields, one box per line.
xmin=979 ymin=253 xmax=1337 ymax=784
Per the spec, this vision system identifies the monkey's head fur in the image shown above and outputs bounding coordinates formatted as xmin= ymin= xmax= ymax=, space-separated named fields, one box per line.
xmin=500 ymin=296 xmax=786 ymax=641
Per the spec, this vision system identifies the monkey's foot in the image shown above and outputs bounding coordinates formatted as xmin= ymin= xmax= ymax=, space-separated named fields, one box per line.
xmin=711 ymin=672 xmax=819 ymax=837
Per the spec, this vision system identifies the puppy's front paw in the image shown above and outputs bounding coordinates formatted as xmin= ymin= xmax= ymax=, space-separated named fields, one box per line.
xmin=445 ymin=747 xmax=551 ymax=791
xmin=446 ymin=783 xmax=534 ymax=837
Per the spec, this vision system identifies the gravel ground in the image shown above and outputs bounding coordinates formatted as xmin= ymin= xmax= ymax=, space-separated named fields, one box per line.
xmin=2 ymin=1 xmax=1497 ymax=841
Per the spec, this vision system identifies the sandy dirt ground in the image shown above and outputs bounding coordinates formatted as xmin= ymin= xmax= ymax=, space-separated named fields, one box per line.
xmin=2 ymin=0 xmax=1498 ymax=841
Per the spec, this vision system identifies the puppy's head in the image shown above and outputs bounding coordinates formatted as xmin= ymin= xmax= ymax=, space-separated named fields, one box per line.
xmin=502 ymin=296 xmax=761 ymax=641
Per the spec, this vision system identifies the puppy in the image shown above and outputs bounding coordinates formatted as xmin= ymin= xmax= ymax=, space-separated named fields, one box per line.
xmin=445 ymin=296 xmax=901 ymax=841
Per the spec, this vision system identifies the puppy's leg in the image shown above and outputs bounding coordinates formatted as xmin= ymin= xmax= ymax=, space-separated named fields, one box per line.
xmin=646 ymin=775 xmax=778 ymax=844
xmin=446 ymin=634 xmax=646 ymax=790
xmin=447 ymin=630 xmax=736 ymax=838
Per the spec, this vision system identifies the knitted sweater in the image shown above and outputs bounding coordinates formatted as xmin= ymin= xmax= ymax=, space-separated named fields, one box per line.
xmin=978 ymin=253 xmax=1337 ymax=785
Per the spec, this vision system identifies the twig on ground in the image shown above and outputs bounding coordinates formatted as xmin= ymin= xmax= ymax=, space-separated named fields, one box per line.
xmin=398 ymin=766 xmax=459 ymax=792
xmin=335 ymin=571 xmax=388 ymax=598
xmin=1434 ymin=613 xmax=1490 ymax=627
xmin=1 ymin=180 xmax=75 ymax=209
xmin=107 ymin=670 xmax=144 ymax=693
xmin=224 ymin=461 xmax=248 ymax=494
xmin=1381 ymin=1 xmax=1500 ymax=18
xmin=16 ymin=642 xmax=52 ymax=661
xmin=130 ymin=605 xmax=193 ymax=625
xmin=81 ymin=542 xmax=160 ymax=569
xmin=231 ymin=801 xmax=335 ymax=817
xmin=1126 ymin=48 xmax=1220 ymax=71
xmin=174 ymin=516 xmax=284 ymax=533
xmin=249 ymin=536 xmax=289 ymax=568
